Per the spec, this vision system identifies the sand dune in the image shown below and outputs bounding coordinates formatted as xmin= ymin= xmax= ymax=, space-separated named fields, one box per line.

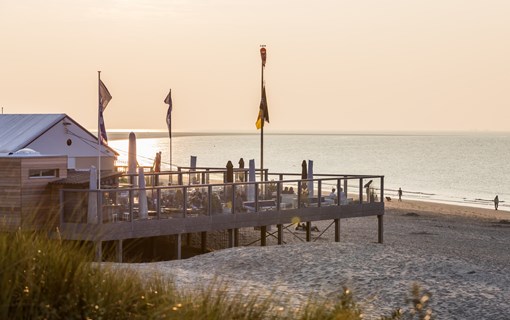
xmin=122 ymin=201 xmax=510 ymax=319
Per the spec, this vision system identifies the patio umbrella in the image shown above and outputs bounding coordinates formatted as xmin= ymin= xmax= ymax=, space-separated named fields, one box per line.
xmin=247 ymin=159 xmax=256 ymax=202
xmin=87 ymin=165 xmax=98 ymax=223
xmin=128 ymin=132 xmax=138 ymax=186
xmin=190 ymin=155 xmax=197 ymax=184
xmin=226 ymin=160 xmax=234 ymax=183
xmin=301 ymin=160 xmax=307 ymax=179
xmin=138 ymin=167 xmax=148 ymax=219
xmin=307 ymin=160 xmax=314 ymax=198
xmin=238 ymin=157 xmax=245 ymax=182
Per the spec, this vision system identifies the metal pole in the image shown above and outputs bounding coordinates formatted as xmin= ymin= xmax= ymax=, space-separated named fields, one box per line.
xmin=168 ymin=89 xmax=172 ymax=173
xmin=260 ymin=55 xmax=264 ymax=183
xmin=97 ymin=71 xmax=102 ymax=190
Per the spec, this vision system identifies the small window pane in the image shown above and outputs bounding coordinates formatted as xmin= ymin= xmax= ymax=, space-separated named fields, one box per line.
xmin=29 ymin=169 xmax=58 ymax=179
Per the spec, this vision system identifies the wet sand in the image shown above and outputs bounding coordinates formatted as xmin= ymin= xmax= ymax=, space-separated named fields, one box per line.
xmin=121 ymin=200 xmax=510 ymax=319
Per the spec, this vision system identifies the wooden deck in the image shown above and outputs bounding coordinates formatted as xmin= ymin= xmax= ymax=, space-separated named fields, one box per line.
xmin=56 ymin=171 xmax=385 ymax=261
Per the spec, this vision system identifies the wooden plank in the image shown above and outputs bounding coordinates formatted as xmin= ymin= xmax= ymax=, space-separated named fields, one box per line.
xmin=0 ymin=159 xmax=21 ymax=187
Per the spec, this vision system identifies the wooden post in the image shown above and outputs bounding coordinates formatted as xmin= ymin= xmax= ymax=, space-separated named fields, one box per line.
xmin=97 ymin=190 xmax=103 ymax=224
xmin=156 ymin=187 xmax=161 ymax=219
xmin=59 ymin=189 xmax=64 ymax=225
xmin=359 ymin=178 xmax=363 ymax=204
xmin=334 ymin=219 xmax=340 ymax=242
xmin=277 ymin=224 xmax=283 ymax=244
xmin=228 ymin=229 xmax=234 ymax=248
xmin=129 ymin=175 xmax=134 ymax=222
xmin=306 ymin=221 xmax=311 ymax=242
xmin=344 ymin=178 xmax=348 ymax=202
xmin=336 ymin=179 xmax=341 ymax=205
xmin=318 ymin=180 xmax=322 ymax=207
xmin=116 ymin=239 xmax=123 ymax=263
xmin=234 ymin=228 xmax=239 ymax=247
xmin=260 ymin=226 xmax=267 ymax=246
xmin=178 ymin=168 xmax=183 ymax=185
xmin=201 ymin=231 xmax=207 ymax=253
xmin=95 ymin=241 xmax=102 ymax=262
xmin=380 ymin=177 xmax=385 ymax=203
xmin=175 ymin=234 xmax=181 ymax=260
xmin=378 ymin=215 xmax=384 ymax=243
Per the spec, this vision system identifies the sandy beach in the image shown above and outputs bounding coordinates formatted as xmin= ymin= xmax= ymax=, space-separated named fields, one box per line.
xmin=122 ymin=200 xmax=510 ymax=319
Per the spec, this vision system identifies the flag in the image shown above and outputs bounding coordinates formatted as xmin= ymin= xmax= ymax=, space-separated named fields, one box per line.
xmin=99 ymin=111 xmax=108 ymax=144
xmin=256 ymin=85 xmax=269 ymax=129
xmin=99 ymin=80 xmax=112 ymax=111
xmin=98 ymin=80 xmax=112 ymax=144
xmin=260 ymin=47 xmax=267 ymax=67
xmin=164 ymin=90 xmax=172 ymax=135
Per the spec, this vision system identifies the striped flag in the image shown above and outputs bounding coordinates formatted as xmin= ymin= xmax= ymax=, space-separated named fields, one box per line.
xmin=164 ymin=90 xmax=172 ymax=135
xmin=98 ymin=80 xmax=112 ymax=143
xmin=256 ymin=85 xmax=269 ymax=129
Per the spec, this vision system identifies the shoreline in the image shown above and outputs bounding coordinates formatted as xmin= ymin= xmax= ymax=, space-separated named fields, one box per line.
xmin=385 ymin=198 xmax=509 ymax=221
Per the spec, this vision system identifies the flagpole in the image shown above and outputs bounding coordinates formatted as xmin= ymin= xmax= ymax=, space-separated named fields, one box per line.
xmin=97 ymin=71 xmax=102 ymax=190
xmin=169 ymin=89 xmax=172 ymax=173
xmin=260 ymin=45 xmax=266 ymax=183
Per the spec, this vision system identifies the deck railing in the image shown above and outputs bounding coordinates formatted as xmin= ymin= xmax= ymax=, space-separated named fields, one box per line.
xmin=59 ymin=172 xmax=384 ymax=225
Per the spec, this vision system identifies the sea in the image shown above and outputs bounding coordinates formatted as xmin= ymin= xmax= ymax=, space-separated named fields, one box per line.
xmin=109 ymin=132 xmax=510 ymax=211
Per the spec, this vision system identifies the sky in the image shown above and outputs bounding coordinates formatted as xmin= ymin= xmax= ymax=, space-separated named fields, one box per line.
xmin=1 ymin=0 xmax=510 ymax=133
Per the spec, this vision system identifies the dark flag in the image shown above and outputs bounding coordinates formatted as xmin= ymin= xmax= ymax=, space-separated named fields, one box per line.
xmin=260 ymin=47 xmax=267 ymax=67
xmin=98 ymin=80 xmax=112 ymax=144
xmin=164 ymin=90 xmax=172 ymax=134
xmin=256 ymin=85 xmax=269 ymax=129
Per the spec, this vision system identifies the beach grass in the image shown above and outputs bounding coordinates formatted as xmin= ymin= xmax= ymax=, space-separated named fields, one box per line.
xmin=0 ymin=229 xmax=432 ymax=319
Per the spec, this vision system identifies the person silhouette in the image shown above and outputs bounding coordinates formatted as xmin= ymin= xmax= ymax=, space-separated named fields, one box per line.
xmin=398 ymin=188 xmax=403 ymax=202
xmin=494 ymin=195 xmax=499 ymax=210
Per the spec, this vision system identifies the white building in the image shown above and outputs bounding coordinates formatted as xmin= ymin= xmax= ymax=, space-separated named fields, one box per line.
xmin=0 ymin=114 xmax=117 ymax=170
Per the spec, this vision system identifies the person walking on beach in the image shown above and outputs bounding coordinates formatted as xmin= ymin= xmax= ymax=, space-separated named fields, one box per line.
xmin=494 ymin=195 xmax=499 ymax=210
xmin=398 ymin=188 xmax=403 ymax=202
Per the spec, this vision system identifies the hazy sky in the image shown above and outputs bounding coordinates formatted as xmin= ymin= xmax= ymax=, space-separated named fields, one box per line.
xmin=1 ymin=0 xmax=509 ymax=133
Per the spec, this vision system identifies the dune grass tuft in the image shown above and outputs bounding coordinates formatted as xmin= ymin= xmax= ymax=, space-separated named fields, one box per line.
xmin=0 ymin=230 xmax=432 ymax=319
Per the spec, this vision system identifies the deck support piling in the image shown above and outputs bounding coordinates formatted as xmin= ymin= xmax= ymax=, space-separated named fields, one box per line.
xmin=378 ymin=215 xmax=384 ymax=243
xmin=334 ymin=218 xmax=340 ymax=242
xmin=201 ymin=232 xmax=207 ymax=253
xmin=116 ymin=239 xmax=123 ymax=262
xmin=306 ymin=221 xmax=311 ymax=242
xmin=174 ymin=234 xmax=181 ymax=259
xmin=228 ymin=229 xmax=234 ymax=248
xmin=234 ymin=228 xmax=239 ymax=247
xmin=277 ymin=224 xmax=283 ymax=244
xmin=260 ymin=226 xmax=267 ymax=246
xmin=95 ymin=241 xmax=102 ymax=262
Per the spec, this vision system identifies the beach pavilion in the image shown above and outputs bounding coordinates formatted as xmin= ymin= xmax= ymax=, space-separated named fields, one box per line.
xmin=0 ymin=113 xmax=119 ymax=231
xmin=0 ymin=114 xmax=385 ymax=262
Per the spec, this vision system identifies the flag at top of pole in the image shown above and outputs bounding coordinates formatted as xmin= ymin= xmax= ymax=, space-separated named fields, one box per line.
xmin=98 ymin=79 xmax=112 ymax=144
xmin=164 ymin=89 xmax=172 ymax=134
xmin=260 ymin=47 xmax=267 ymax=67
xmin=256 ymin=85 xmax=269 ymax=129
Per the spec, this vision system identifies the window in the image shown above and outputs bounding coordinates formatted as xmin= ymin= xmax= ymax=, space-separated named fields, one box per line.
xmin=29 ymin=169 xmax=59 ymax=179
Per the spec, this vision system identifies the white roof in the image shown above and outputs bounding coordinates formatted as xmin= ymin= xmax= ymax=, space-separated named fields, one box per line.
xmin=0 ymin=114 xmax=66 ymax=153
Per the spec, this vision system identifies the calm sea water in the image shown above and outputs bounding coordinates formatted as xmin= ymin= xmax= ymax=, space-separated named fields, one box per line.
xmin=109 ymin=133 xmax=510 ymax=211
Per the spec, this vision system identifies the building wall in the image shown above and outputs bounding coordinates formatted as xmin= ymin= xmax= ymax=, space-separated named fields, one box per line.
xmin=26 ymin=116 xmax=116 ymax=170
xmin=0 ymin=156 xmax=68 ymax=231
xmin=75 ymin=156 xmax=115 ymax=171
xmin=0 ymin=158 xmax=22 ymax=231
xmin=20 ymin=156 xmax=68 ymax=229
